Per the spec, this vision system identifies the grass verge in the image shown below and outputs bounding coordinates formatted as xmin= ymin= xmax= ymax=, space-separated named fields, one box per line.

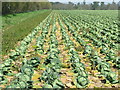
xmin=2 ymin=10 xmax=52 ymax=55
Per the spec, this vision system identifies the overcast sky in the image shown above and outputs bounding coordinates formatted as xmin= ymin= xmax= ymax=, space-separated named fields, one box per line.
xmin=49 ymin=0 xmax=119 ymax=3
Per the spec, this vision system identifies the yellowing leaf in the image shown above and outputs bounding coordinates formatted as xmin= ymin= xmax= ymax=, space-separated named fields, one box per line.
xmin=61 ymin=75 xmax=66 ymax=78
xmin=104 ymin=84 xmax=111 ymax=87
xmin=39 ymin=67 xmax=46 ymax=71
xmin=83 ymin=59 xmax=87 ymax=62
xmin=66 ymin=83 xmax=73 ymax=87
xmin=75 ymin=43 xmax=80 ymax=47
xmin=64 ymin=59 xmax=70 ymax=63
xmin=70 ymin=85 xmax=76 ymax=88
xmin=32 ymin=72 xmax=40 ymax=81
xmin=61 ymin=63 xmax=70 ymax=68
xmin=97 ymin=47 xmax=102 ymax=53
xmin=98 ymin=75 xmax=105 ymax=79
xmin=86 ymin=66 xmax=91 ymax=71
xmin=32 ymin=46 xmax=38 ymax=48
xmin=108 ymin=61 xmax=114 ymax=66
xmin=92 ymin=70 xmax=98 ymax=75
xmin=87 ymin=83 xmax=95 ymax=88
xmin=67 ymin=71 xmax=74 ymax=76
xmin=33 ymin=85 xmax=42 ymax=88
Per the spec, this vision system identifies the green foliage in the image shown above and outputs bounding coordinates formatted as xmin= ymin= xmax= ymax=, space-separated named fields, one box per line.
xmin=0 ymin=10 xmax=119 ymax=88
xmin=2 ymin=2 xmax=52 ymax=15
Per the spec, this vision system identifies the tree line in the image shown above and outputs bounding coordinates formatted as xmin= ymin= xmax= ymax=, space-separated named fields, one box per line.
xmin=2 ymin=2 xmax=52 ymax=15
xmin=2 ymin=1 xmax=119 ymax=15
xmin=51 ymin=1 xmax=119 ymax=10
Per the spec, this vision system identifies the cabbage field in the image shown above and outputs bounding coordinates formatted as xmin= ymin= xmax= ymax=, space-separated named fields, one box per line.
xmin=0 ymin=10 xmax=119 ymax=88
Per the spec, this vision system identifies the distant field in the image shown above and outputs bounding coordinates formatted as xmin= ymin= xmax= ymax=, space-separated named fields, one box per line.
xmin=2 ymin=10 xmax=52 ymax=55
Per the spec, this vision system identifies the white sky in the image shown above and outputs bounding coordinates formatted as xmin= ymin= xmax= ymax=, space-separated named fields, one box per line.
xmin=49 ymin=0 xmax=119 ymax=3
